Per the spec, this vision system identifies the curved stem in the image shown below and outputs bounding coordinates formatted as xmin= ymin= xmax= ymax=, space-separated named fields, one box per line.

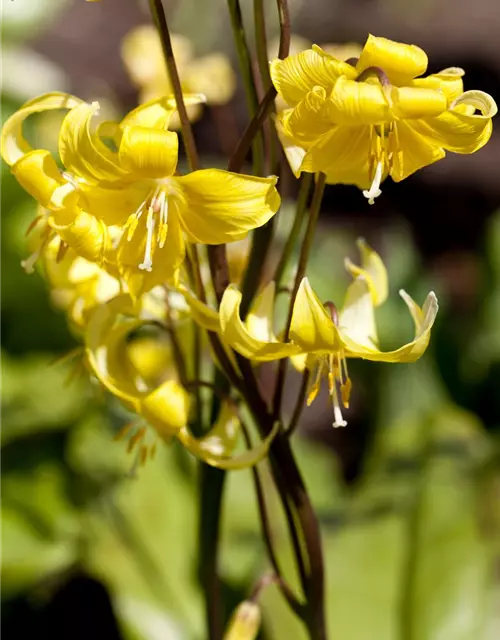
xmin=148 ymin=0 xmax=200 ymax=172
xmin=274 ymin=172 xmax=313 ymax=288
xmin=273 ymin=173 xmax=326 ymax=420
xmin=286 ymin=369 xmax=310 ymax=437
xmin=227 ymin=0 xmax=265 ymax=175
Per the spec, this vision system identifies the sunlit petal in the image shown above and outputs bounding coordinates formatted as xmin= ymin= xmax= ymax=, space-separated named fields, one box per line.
xmin=344 ymin=238 xmax=388 ymax=306
xmin=356 ymin=34 xmax=428 ymax=86
xmin=289 ymin=278 xmax=340 ymax=352
xmin=11 ymin=150 xmax=65 ymax=207
xmin=391 ymin=120 xmax=446 ymax=181
xmin=175 ymin=170 xmax=280 ymax=244
xmin=118 ymin=124 xmax=178 ymax=178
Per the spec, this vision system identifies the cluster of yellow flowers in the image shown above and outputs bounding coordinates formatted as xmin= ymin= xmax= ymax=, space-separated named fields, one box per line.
xmin=1 ymin=33 xmax=495 ymax=472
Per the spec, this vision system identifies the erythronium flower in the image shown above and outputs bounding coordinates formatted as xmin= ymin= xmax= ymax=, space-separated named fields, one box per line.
xmin=122 ymin=26 xmax=236 ymax=123
xmin=1 ymin=93 xmax=281 ymax=296
xmin=184 ymin=240 xmax=438 ymax=427
xmin=271 ymin=34 xmax=497 ymax=204
xmin=85 ymin=296 xmax=278 ymax=468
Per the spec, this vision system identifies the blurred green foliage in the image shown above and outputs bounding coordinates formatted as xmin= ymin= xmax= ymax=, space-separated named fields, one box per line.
xmin=1 ymin=2 xmax=500 ymax=638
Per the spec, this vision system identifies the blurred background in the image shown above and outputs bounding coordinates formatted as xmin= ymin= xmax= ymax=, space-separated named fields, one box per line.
xmin=2 ymin=0 xmax=500 ymax=638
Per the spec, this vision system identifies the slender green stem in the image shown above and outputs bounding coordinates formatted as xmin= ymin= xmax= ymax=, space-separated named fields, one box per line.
xmin=148 ymin=0 xmax=199 ymax=172
xmin=227 ymin=0 xmax=265 ymax=175
xmin=274 ymin=173 xmax=313 ymax=288
xmin=254 ymin=0 xmax=272 ymax=92
xmin=273 ymin=173 xmax=326 ymax=421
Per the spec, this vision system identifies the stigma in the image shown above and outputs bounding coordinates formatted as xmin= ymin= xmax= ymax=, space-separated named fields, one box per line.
xmin=363 ymin=160 xmax=383 ymax=205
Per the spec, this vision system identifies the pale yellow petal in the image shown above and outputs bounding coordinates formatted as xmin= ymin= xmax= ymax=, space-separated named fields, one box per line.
xmin=141 ymin=380 xmax=190 ymax=439
xmin=407 ymin=90 xmax=497 ymax=154
xmin=79 ymin=182 xmax=151 ymax=226
xmin=1 ymin=92 xmax=82 ymax=166
xmin=356 ymin=34 xmax=428 ymax=86
xmin=120 ymin=94 xmax=207 ymax=130
xmin=342 ymin=290 xmax=439 ymax=362
xmin=121 ymin=24 xmax=169 ymax=88
xmin=220 ymin=285 xmax=299 ymax=361
xmin=50 ymin=209 xmax=111 ymax=264
xmin=175 ymin=170 xmax=280 ymax=244
xmin=178 ymin=421 xmax=279 ymax=470
xmin=289 ymin=278 xmax=340 ymax=352
xmin=338 ymin=276 xmax=378 ymax=350
xmin=118 ymin=125 xmax=178 ymax=178
xmin=246 ymin=281 xmax=277 ymax=343
xmin=274 ymin=111 xmax=308 ymax=177
xmin=178 ymin=285 xmax=221 ymax=333
xmin=270 ymin=47 xmax=356 ymax=107
xmin=344 ymin=238 xmax=388 ymax=306
xmin=185 ymin=53 xmax=236 ymax=105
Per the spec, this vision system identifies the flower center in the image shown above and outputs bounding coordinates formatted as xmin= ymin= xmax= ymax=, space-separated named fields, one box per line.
xmin=124 ymin=180 xmax=177 ymax=272
xmin=363 ymin=122 xmax=397 ymax=205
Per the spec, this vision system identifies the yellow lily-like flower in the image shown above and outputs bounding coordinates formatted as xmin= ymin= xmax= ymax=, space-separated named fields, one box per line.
xmin=42 ymin=236 xmax=121 ymax=328
xmin=1 ymin=92 xmax=281 ymax=295
xmin=271 ymin=34 xmax=497 ymax=203
xmin=85 ymin=296 xmax=278 ymax=468
xmin=122 ymin=26 xmax=236 ymax=123
xmin=185 ymin=240 xmax=438 ymax=427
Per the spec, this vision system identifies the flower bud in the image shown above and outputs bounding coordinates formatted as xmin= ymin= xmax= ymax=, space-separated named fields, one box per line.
xmin=223 ymin=601 xmax=261 ymax=640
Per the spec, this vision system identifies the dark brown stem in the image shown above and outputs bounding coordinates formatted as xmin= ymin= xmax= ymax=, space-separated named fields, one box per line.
xmin=148 ymin=0 xmax=200 ymax=172
xmin=286 ymin=369 xmax=310 ymax=437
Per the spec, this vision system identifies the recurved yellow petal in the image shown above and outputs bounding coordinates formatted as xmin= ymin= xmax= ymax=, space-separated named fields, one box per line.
xmin=270 ymin=47 xmax=356 ymax=107
xmin=245 ymin=281 xmax=277 ymax=343
xmin=281 ymin=86 xmax=333 ymax=145
xmin=344 ymin=238 xmax=388 ymax=306
xmin=141 ymin=380 xmax=190 ymax=439
xmin=356 ymin=34 xmax=428 ymax=86
xmin=411 ymin=68 xmax=465 ymax=105
xmin=408 ymin=90 xmax=497 ymax=154
xmin=1 ymin=92 xmax=82 ymax=166
xmin=391 ymin=86 xmax=447 ymax=119
xmin=11 ymin=150 xmax=64 ymax=207
xmin=220 ymin=285 xmax=300 ymax=361
xmin=289 ymin=278 xmax=340 ymax=352
xmin=178 ymin=421 xmax=279 ymax=470
xmin=50 ymin=210 xmax=111 ymax=264
xmin=59 ymin=101 xmax=126 ymax=184
xmin=175 ymin=170 xmax=280 ymax=244
xmin=342 ymin=290 xmax=439 ymax=362
xmin=118 ymin=125 xmax=178 ymax=178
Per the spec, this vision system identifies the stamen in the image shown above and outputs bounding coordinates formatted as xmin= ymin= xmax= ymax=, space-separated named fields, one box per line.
xmin=363 ymin=160 xmax=383 ymax=205
xmin=328 ymin=354 xmax=348 ymax=428
xmin=21 ymin=249 xmax=42 ymax=274
xmin=139 ymin=206 xmax=155 ymax=272
xmin=157 ymin=191 xmax=169 ymax=249
xmin=306 ymin=359 xmax=324 ymax=406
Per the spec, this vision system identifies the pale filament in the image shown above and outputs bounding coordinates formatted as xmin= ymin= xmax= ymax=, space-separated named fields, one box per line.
xmin=128 ymin=186 xmax=170 ymax=271
xmin=363 ymin=160 xmax=383 ymax=205
xmin=328 ymin=354 xmax=348 ymax=428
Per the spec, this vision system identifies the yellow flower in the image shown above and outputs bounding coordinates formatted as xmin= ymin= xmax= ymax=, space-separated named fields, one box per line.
xmin=1 ymin=93 xmax=281 ymax=295
xmin=42 ymin=236 xmax=121 ymax=328
xmin=122 ymin=26 xmax=236 ymax=124
xmin=184 ymin=240 xmax=438 ymax=427
xmin=271 ymin=34 xmax=497 ymax=203
xmin=85 ymin=296 xmax=278 ymax=468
